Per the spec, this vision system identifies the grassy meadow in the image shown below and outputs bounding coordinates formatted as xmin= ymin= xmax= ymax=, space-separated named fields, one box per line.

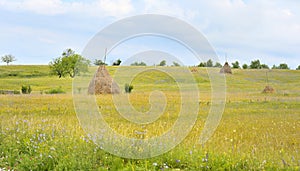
xmin=0 ymin=65 xmax=299 ymax=170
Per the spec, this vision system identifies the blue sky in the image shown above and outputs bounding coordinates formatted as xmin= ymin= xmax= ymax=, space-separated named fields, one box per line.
xmin=0 ymin=0 xmax=299 ymax=68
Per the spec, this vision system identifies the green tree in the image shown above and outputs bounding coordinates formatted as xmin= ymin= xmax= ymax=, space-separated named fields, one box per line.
xmin=198 ymin=62 xmax=206 ymax=67
xmin=112 ymin=59 xmax=122 ymax=66
xmin=131 ymin=62 xmax=147 ymax=66
xmin=62 ymin=54 xmax=90 ymax=78
xmin=206 ymin=59 xmax=213 ymax=67
xmin=94 ymin=59 xmax=107 ymax=66
xmin=1 ymin=54 xmax=16 ymax=65
xmin=172 ymin=61 xmax=180 ymax=66
xmin=232 ymin=61 xmax=240 ymax=69
xmin=49 ymin=57 xmax=65 ymax=78
xmin=260 ymin=64 xmax=269 ymax=69
xmin=297 ymin=65 xmax=300 ymax=70
xmin=49 ymin=49 xmax=90 ymax=78
xmin=272 ymin=63 xmax=289 ymax=69
xmin=214 ymin=62 xmax=222 ymax=68
xmin=159 ymin=60 xmax=166 ymax=66
xmin=278 ymin=63 xmax=289 ymax=69
xmin=242 ymin=64 xmax=248 ymax=69
xmin=250 ymin=60 xmax=261 ymax=69
xmin=62 ymin=48 xmax=75 ymax=57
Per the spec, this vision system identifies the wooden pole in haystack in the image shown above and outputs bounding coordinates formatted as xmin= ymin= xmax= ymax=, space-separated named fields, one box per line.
xmin=103 ymin=48 xmax=107 ymax=66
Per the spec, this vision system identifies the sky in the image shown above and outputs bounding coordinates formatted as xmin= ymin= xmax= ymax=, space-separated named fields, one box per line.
xmin=0 ymin=0 xmax=299 ymax=68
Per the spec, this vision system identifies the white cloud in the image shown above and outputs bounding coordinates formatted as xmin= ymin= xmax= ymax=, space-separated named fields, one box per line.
xmin=0 ymin=0 xmax=299 ymax=67
xmin=190 ymin=1 xmax=300 ymax=67
xmin=0 ymin=0 xmax=134 ymax=18
xmin=142 ymin=0 xmax=198 ymax=21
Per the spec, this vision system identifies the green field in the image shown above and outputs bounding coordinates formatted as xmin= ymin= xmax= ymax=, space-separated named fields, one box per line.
xmin=0 ymin=65 xmax=299 ymax=170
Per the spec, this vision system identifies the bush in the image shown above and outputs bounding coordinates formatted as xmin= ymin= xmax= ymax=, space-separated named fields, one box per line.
xmin=125 ymin=83 xmax=133 ymax=93
xmin=13 ymin=90 xmax=21 ymax=94
xmin=0 ymin=90 xmax=20 ymax=94
xmin=45 ymin=87 xmax=66 ymax=94
xmin=21 ymin=85 xmax=32 ymax=94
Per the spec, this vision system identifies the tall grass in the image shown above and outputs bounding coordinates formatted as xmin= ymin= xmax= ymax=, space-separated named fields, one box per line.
xmin=0 ymin=66 xmax=299 ymax=170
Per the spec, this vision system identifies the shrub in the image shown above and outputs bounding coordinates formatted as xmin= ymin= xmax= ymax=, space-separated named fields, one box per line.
xmin=13 ymin=90 xmax=21 ymax=94
xmin=21 ymin=85 xmax=32 ymax=94
xmin=125 ymin=83 xmax=133 ymax=93
xmin=45 ymin=87 xmax=66 ymax=94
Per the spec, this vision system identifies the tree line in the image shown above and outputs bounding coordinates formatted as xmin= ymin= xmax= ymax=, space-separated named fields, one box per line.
xmin=198 ymin=59 xmax=293 ymax=70
xmin=1 ymin=51 xmax=300 ymax=79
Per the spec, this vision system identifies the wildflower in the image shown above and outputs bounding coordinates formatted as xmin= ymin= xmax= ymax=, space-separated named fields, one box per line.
xmin=153 ymin=162 xmax=158 ymax=166
xmin=176 ymin=159 xmax=180 ymax=163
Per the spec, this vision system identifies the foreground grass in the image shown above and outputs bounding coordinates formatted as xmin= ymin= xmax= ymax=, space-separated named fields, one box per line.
xmin=0 ymin=65 xmax=299 ymax=170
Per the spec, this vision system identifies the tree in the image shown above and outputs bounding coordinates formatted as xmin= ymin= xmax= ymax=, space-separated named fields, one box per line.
xmin=297 ymin=65 xmax=300 ymax=70
xmin=112 ymin=59 xmax=122 ymax=66
xmin=62 ymin=54 xmax=90 ymax=78
xmin=232 ymin=61 xmax=240 ymax=69
xmin=206 ymin=59 xmax=213 ymax=67
xmin=159 ymin=60 xmax=166 ymax=66
xmin=242 ymin=64 xmax=248 ymax=69
xmin=62 ymin=48 xmax=75 ymax=57
xmin=214 ymin=62 xmax=222 ymax=68
xmin=278 ymin=63 xmax=289 ymax=69
xmin=198 ymin=62 xmax=206 ymax=67
xmin=272 ymin=63 xmax=289 ymax=69
xmin=260 ymin=64 xmax=269 ymax=69
xmin=272 ymin=65 xmax=276 ymax=69
xmin=1 ymin=54 xmax=16 ymax=65
xmin=94 ymin=59 xmax=107 ymax=66
xmin=172 ymin=61 xmax=180 ymax=67
xmin=49 ymin=57 xmax=65 ymax=78
xmin=49 ymin=49 xmax=90 ymax=78
xmin=198 ymin=59 xmax=214 ymax=67
xmin=131 ymin=61 xmax=147 ymax=66
xmin=250 ymin=60 xmax=261 ymax=69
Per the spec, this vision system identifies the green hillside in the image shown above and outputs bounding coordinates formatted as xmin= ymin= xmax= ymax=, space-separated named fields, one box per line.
xmin=0 ymin=65 xmax=299 ymax=96
xmin=0 ymin=65 xmax=299 ymax=170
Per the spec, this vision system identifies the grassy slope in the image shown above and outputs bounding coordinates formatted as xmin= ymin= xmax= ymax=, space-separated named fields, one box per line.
xmin=0 ymin=65 xmax=299 ymax=170
xmin=0 ymin=65 xmax=72 ymax=92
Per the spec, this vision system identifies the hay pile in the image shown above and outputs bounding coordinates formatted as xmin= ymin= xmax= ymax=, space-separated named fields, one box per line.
xmin=191 ymin=67 xmax=198 ymax=73
xmin=262 ymin=85 xmax=275 ymax=93
xmin=220 ymin=62 xmax=232 ymax=74
xmin=88 ymin=65 xmax=120 ymax=94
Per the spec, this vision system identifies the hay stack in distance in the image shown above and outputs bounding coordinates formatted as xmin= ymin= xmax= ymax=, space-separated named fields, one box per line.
xmin=191 ymin=67 xmax=198 ymax=73
xmin=262 ymin=85 xmax=275 ymax=93
xmin=88 ymin=65 xmax=120 ymax=94
xmin=220 ymin=62 xmax=232 ymax=74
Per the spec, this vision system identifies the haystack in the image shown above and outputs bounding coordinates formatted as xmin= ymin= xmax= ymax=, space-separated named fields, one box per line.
xmin=262 ymin=85 xmax=275 ymax=93
xmin=220 ymin=62 xmax=232 ymax=74
xmin=191 ymin=67 xmax=198 ymax=73
xmin=88 ymin=65 xmax=120 ymax=94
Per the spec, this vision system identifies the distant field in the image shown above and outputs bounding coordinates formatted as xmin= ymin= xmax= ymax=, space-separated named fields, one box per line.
xmin=0 ymin=65 xmax=299 ymax=170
